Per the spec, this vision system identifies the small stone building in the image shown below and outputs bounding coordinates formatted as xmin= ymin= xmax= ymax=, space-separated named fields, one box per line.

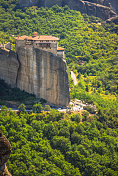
xmin=15 ymin=32 xmax=65 ymax=57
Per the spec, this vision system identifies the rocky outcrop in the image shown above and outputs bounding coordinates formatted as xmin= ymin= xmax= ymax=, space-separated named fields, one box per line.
xmin=84 ymin=0 xmax=111 ymax=7
xmin=66 ymin=0 xmax=116 ymax=20
xmin=0 ymin=130 xmax=12 ymax=176
xmin=106 ymin=15 xmax=118 ymax=24
xmin=109 ymin=0 xmax=118 ymax=14
xmin=16 ymin=45 xmax=69 ymax=106
xmin=18 ymin=0 xmax=117 ymax=20
xmin=85 ymin=0 xmax=118 ymax=14
xmin=0 ymin=49 xmax=19 ymax=87
xmin=0 ymin=48 xmax=70 ymax=106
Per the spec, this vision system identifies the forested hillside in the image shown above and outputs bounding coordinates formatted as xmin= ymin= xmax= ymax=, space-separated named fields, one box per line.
xmin=0 ymin=1 xmax=118 ymax=176
xmin=0 ymin=106 xmax=118 ymax=176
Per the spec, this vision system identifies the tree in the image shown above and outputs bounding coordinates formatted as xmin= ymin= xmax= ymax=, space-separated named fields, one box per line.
xmin=44 ymin=105 xmax=51 ymax=111
xmin=71 ymin=132 xmax=82 ymax=145
xmin=18 ymin=104 xmax=26 ymax=114
xmin=52 ymin=136 xmax=71 ymax=154
xmin=33 ymin=102 xmax=43 ymax=113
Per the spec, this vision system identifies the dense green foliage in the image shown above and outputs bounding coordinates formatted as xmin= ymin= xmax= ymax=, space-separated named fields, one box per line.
xmin=0 ymin=107 xmax=118 ymax=176
xmin=0 ymin=80 xmax=36 ymax=104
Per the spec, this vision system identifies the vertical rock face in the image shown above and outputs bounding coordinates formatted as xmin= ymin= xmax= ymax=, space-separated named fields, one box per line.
xmin=0 ymin=46 xmax=70 ymax=106
xmin=0 ymin=49 xmax=19 ymax=87
xmin=43 ymin=0 xmax=62 ymax=8
xmin=16 ymin=45 xmax=70 ymax=106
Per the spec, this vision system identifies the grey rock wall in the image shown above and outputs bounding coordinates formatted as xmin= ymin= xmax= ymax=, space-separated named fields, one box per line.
xmin=16 ymin=45 xmax=70 ymax=106
xmin=0 ymin=47 xmax=70 ymax=106
xmin=0 ymin=49 xmax=19 ymax=87
xmin=65 ymin=0 xmax=116 ymax=20
xmin=18 ymin=0 xmax=39 ymax=7
xmin=109 ymin=0 xmax=118 ymax=14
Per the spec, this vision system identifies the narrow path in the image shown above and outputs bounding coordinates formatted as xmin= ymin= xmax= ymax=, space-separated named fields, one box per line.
xmin=71 ymin=71 xmax=78 ymax=85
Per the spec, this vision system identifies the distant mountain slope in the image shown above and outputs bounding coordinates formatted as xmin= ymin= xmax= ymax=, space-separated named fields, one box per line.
xmin=18 ymin=0 xmax=117 ymax=20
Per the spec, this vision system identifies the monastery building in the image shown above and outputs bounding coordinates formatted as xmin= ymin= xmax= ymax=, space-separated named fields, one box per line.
xmin=15 ymin=32 xmax=65 ymax=58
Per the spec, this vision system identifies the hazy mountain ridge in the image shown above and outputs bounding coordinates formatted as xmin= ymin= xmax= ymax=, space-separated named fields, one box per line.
xmin=18 ymin=0 xmax=117 ymax=20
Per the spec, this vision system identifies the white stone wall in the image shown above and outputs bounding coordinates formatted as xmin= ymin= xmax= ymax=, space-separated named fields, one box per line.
xmin=57 ymin=50 xmax=65 ymax=58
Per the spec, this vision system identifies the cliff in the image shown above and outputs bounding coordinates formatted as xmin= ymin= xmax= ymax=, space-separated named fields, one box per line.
xmin=64 ymin=0 xmax=116 ymax=20
xmin=0 ymin=49 xmax=19 ymax=88
xmin=18 ymin=0 xmax=117 ymax=20
xmin=0 ymin=48 xmax=70 ymax=106
xmin=84 ymin=0 xmax=118 ymax=14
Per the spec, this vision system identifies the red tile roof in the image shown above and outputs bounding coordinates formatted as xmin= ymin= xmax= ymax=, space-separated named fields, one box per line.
xmin=57 ymin=47 xmax=64 ymax=51
xmin=15 ymin=35 xmax=59 ymax=41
